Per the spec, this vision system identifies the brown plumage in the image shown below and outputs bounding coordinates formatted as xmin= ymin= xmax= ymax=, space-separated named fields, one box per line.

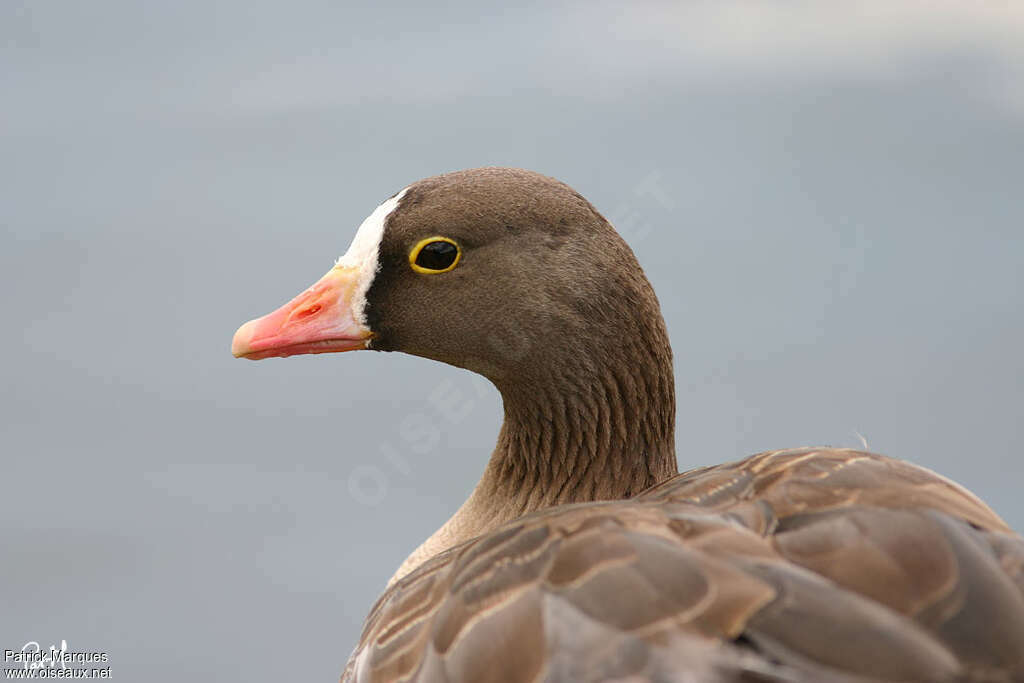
xmin=346 ymin=448 xmax=1024 ymax=682
xmin=231 ymin=168 xmax=1024 ymax=682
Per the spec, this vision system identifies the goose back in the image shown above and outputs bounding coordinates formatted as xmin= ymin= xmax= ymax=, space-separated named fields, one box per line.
xmin=344 ymin=448 xmax=1024 ymax=683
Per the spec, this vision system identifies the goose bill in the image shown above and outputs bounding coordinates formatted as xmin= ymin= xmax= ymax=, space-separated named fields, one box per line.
xmin=231 ymin=266 xmax=372 ymax=360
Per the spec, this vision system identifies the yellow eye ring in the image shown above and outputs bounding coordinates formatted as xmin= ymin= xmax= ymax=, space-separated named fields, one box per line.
xmin=409 ymin=236 xmax=462 ymax=274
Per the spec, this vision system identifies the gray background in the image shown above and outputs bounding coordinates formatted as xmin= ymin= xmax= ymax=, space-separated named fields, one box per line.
xmin=2 ymin=2 xmax=1022 ymax=681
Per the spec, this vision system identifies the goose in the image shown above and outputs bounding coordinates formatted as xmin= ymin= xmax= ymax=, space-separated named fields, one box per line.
xmin=231 ymin=168 xmax=1024 ymax=682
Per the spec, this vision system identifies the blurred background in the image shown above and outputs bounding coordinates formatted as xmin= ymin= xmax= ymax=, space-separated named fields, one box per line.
xmin=2 ymin=2 xmax=1022 ymax=680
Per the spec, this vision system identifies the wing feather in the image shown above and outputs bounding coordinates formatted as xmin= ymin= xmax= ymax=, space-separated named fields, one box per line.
xmin=344 ymin=449 xmax=1024 ymax=682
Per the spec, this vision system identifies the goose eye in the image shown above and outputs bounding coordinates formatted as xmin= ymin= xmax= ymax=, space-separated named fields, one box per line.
xmin=410 ymin=237 xmax=461 ymax=274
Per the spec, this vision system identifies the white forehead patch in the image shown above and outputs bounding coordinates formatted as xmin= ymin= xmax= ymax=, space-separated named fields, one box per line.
xmin=336 ymin=187 xmax=408 ymax=327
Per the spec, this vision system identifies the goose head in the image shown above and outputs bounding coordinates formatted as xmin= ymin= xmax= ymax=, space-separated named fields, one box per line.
xmin=232 ymin=167 xmax=669 ymax=393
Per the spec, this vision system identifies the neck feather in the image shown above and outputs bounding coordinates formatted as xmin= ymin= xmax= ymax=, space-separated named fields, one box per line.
xmin=483 ymin=346 xmax=676 ymax=512
xmin=390 ymin=322 xmax=676 ymax=584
